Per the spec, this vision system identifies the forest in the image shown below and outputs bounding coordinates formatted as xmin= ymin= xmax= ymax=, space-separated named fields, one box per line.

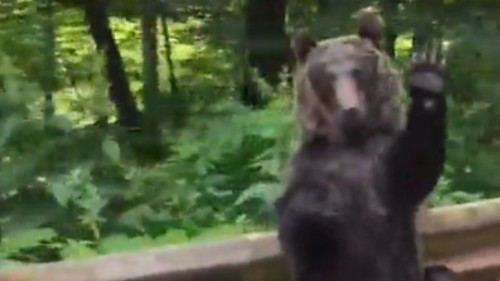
xmin=0 ymin=0 xmax=499 ymax=265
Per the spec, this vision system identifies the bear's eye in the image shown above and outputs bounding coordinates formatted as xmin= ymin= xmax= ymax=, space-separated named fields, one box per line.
xmin=351 ymin=68 xmax=365 ymax=85
xmin=351 ymin=68 xmax=372 ymax=98
xmin=352 ymin=68 xmax=362 ymax=80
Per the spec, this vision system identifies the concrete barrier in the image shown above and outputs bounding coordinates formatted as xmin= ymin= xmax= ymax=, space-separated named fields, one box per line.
xmin=1 ymin=198 xmax=500 ymax=281
xmin=421 ymin=198 xmax=500 ymax=281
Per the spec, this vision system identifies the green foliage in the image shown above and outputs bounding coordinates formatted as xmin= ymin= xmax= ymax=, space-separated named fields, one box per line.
xmin=0 ymin=228 xmax=57 ymax=259
xmin=0 ymin=0 xmax=498 ymax=265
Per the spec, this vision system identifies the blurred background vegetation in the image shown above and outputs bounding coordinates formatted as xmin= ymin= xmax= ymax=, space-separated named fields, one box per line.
xmin=0 ymin=0 xmax=499 ymax=265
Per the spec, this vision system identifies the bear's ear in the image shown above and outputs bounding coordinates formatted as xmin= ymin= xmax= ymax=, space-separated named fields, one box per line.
xmin=290 ymin=28 xmax=317 ymax=64
xmin=357 ymin=9 xmax=384 ymax=49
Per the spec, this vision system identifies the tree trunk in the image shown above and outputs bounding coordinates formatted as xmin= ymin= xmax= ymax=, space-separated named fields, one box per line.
xmin=160 ymin=16 xmax=178 ymax=94
xmin=160 ymin=13 xmax=188 ymax=129
xmin=141 ymin=0 xmax=160 ymax=135
xmin=316 ymin=0 xmax=329 ymax=14
xmin=385 ymin=31 xmax=397 ymax=58
xmin=84 ymin=0 xmax=141 ymax=127
xmin=411 ymin=25 xmax=431 ymax=58
xmin=37 ymin=0 xmax=56 ymax=119
xmin=381 ymin=0 xmax=399 ymax=58
xmin=242 ymin=0 xmax=288 ymax=107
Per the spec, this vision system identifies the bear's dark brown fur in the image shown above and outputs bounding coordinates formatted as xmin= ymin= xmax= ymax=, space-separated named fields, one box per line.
xmin=275 ymin=10 xmax=453 ymax=281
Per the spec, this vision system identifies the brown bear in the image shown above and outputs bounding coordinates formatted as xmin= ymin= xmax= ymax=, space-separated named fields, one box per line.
xmin=275 ymin=11 xmax=452 ymax=281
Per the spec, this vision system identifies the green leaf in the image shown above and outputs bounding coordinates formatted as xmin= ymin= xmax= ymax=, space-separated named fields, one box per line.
xmin=3 ymin=77 xmax=20 ymax=102
xmin=155 ymin=229 xmax=190 ymax=245
xmin=47 ymin=115 xmax=73 ymax=132
xmin=0 ymin=114 xmax=21 ymax=147
xmin=49 ymin=177 xmax=75 ymax=208
xmin=0 ymin=259 xmax=25 ymax=270
xmin=97 ymin=234 xmax=154 ymax=254
xmin=60 ymin=240 xmax=98 ymax=260
xmin=116 ymin=205 xmax=157 ymax=232
xmin=1 ymin=228 xmax=57 ymax=255
xmin=234 ymin=183 xmax=279 ymax=206
xmin=102 ymin=136 xmax=121 ymax=164
xmin=191 ymin=224 xmax=244 ymax=242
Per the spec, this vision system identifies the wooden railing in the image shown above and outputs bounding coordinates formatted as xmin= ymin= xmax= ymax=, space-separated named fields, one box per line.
xmin=1 ymin=198 xmax=500 ymax=281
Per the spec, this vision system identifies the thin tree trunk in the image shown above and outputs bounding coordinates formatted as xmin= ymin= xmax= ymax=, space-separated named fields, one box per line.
xmin=37 ymin=0 xmax=56 ymax=119
xmin=385 ymin=31 xmax=397 ymax=58
xmin=84 ymin=0 xmax=140 ymax=127
xmin=160 ymin=11 xmax=188 ymax=129
xmin=411 ymin=25 xmax=428 ymax=58
xmin=160 ymin=16 xmax=178 ymax=94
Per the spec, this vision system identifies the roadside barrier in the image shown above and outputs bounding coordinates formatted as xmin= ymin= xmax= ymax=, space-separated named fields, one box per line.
xmin=2 ymin=198 xmax=500 ymax=281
